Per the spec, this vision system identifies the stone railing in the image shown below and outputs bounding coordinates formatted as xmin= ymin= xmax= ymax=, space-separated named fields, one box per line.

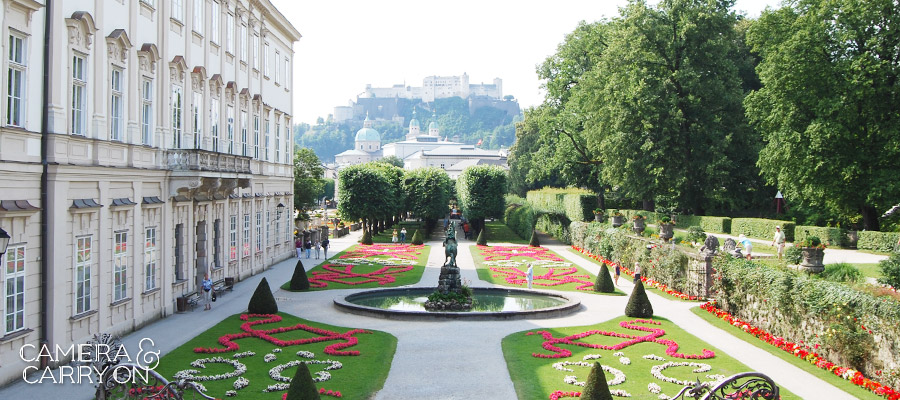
xmin=167 ymin=149 xmax=252 ymax=174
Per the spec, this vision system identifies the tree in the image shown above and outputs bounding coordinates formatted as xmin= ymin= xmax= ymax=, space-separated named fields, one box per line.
xmin=745 ymin=0 xmax=900 ymax=230
xmin=580 ymin=362 xmax=614 ymax=400
xmin=293 ymin=148 xmax=325 ymax=211
xmin=337 ymin=164 xmax=391 ymax=235
xmin=322 ymin=178 xmax=335 ymax=201
xmin=378 ymin=155 xmax=404 ymax=168
xmin=594 ymin=264 xmax=615 ymax=293
xmin=289 ymin=260 xmax=310 ymax=291
xmin=248 ymin=277 xmax=278 ymax=314
xmin=403 ymin=167 xmax=453 ymax=232
xmin=284 ymin=362 xmax=321 ymax=400
xmin=456 ymin=165 xmax=507 ymax=235
xmin=625 ymin=280 xmax=653 ymax=318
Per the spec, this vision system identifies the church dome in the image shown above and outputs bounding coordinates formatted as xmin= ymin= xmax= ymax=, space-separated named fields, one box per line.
xmin=355 ymin=126 xmax=381 ymax=142
xmin=428 ymin=121 xmax=438 ymax=130
xmin=410 ymin=118 xmax=420 ymax=128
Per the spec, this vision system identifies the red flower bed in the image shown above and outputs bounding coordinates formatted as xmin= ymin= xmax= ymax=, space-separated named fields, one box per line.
xmin=489 ymin=265 xmax=594 ymax=291
xmin=309 ymin=264 xmax=415 ymax=288
xmin=478 ymin=245 xmax=564 ymax=262
xmin=338 ymin=244 xmax=424 ymax=260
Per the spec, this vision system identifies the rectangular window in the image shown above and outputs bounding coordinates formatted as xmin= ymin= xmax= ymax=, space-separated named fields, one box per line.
xmin=240 ymin=24 xmax=247 ymax=62
xmin=253 ymin=115 xmax=260 ymax=159
xmin=172 ymin=0 xmax=183 ymax=22
xmin=4 ymin=244 xmax=25 ymax=333
xmin=7 ymin=34 xmax=25 ymax=127
xmin=71 ymin=55 xmax=86 ymax=135
xmin=284 ymin=56 xmax=289 ymax=88
xmin=252 ymin=33 xmax=259 ymax=70
xmin=229 ymin=215 xmax=237 ymax=260
xmin=110 ymin=69 xmax=123 ymax=141
xmin=192 ymin=0 xmax=203 ymax=35
xmin=275 ymin=212 xmax=280 ymax=245
xmin=213 ymin=219 xmax=222 ymax=268
xmin=242 ymin=213 xmax=250 ymax=257
xmin=144 ymin=227 xmax=157 ymax=291
xmin=265 ymin=211 xmax=270 ymax=246
xmin=264 ymin=117 xmax=270 ymax=160
xmin=113 ymin=231 xmax=127 ymax=302
xmin=75 ymin=236 xmax=92 ymax=314
xmin=225 ymin=13 xmax=234 ymax=54
xmin=226 ymin=105 xmax=234 ymax=154
xmin=172 ymin=86 xmax=183 ymax=148
xmin=142 ymin=79 xmax=153 ymax=145
xmin=275 ymin=120 xmax=281 ymax=163
xmin=210 ymin=98 xmax=219 ymax=152
xmin=193 ymin=92 xmax=202 ymax=149
xmin=255 ymin=211 xmax=262 ymax=252
xmin=263 ymin=43 xmax=270 ymax=77
xmin=210 ymin=1 xmax=219 ymax=43
xmin=274 ymin=50 xmax=280 ymax=83
xmin=174 ymin=224 xmax=184 ymax=280
xmin=241 ymin=110 xmax=248 ymax=156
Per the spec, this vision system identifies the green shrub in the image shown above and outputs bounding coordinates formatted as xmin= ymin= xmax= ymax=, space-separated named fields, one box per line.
xmin=248 ymin=277 xmax=278 ymax=314
xmin=820 ymin=263 xmax=862 ymax=283
xmin=410 ymin=229 xmax=424 ymax=245
xmin=476 ymin=229 xmax=487 ymax=246
xmin=535 ymin=213 xmax=571 ymax=244
xmin=785 ymin=246 xmax=802 ymax=264
xmin=731 ymin=218 xmax=795 ymax=242
xmin=798 ymin=235 xmax=822 ymax=248
xmin=795 ymin=226 xmax=845 ymax=248
xmin=284 ymin=362 xmax=321 ymax=400
xmin=503 ymin=201 xmax=535 ymax=240
xmin=686 ymin=226 xmax=707 ymax=243
xmin=625 ymin=281 xmax=653 ymax=318
xmin=594 ymin=264 xmax=615 ymax=293
xmin=529 ymin=231 xmax=540 ymax=247
xmin=674 ymin=215 xmax=732 ymax=234
xmin=616 ymin=209 xmax=665 ymax=223
xmin=579 ymin=362 xmax=614 ymax=400
xmin=879 ymin=253 xmax=900 ymax=288
xmin=857 ymin=231 xmax=900 ymax=252
xmin=360 ymin=231 xmax=373 ymax=245
xmin=526 ymin=188 xmax=595 ymax=222
xmin=289 ymin=260 xmax=310 ymax=291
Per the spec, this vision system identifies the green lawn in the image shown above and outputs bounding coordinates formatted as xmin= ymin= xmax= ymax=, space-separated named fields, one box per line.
xmin=691 ymin=306 xmax=886 ymax=400
xmin=281 ymin=244 xmax=430 ymax=291
xmin=853 ymin=263 xmax=882 ymax=279
xmin=155 ymin=312 xmax=396 ymax=400
xmin=486 ymin=220 xmax=531 ymax=244
xmin=502 ymin=315 xmax=799 ymax=399
xmin=565 ymin=248 xmax=697 ymax=302
xmin=471 ymin=244 xmax=613 ymax=293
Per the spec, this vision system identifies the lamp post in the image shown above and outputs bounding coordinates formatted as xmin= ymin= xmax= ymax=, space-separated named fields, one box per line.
xmin=0 ymin=227 xmax=10 ymax=258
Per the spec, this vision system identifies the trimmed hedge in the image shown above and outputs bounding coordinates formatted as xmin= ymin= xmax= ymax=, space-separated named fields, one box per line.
xmin=535 ymin=213 xmax=572 ymax=244
xmin=795 ymin=225 xmax=845 ymax=248
xmin=615 ymin=209 xmax=666 ymax=223
xmin=674 ymin=215 xmax=732 ymax=234
xmin=526 ymin=188 xmax=596 ymax=222
xmin=731 ymin=218 xmax=795 ymax=242
xmin=503 ymin=198 xmax=535 ymax=241
xmin=857 ymin=231 xmax=900 ymax=252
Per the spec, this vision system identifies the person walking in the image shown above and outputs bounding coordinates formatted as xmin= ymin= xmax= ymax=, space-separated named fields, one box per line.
xmin=314 ymin=240 xmax=321 ymax=259
xmin=739 ymin=234 xmax=753 ymax=260
xmin=201 ymin=274 xmax=213 ymax=311
xmin=614 ymin=263 xmax=621 ymax=285
xmin=392 ymin=229 xmax=399 ymax=244
xmin=771 ymin=226 xmax=786 ymax=260
xmin=304 ymin=239 xmax=312 ymax=259
xmin=632 ymin=262 xmax=642 ymax=284
xmin=322 ymin=237 xmax=330 ymax=259
xmin=400 ymin=228 xmax=407 ymax=244
xmin=294 ymin=236 xmax=303 ymax=259
xmin=526 ymin=264 xmax=534 ymax=289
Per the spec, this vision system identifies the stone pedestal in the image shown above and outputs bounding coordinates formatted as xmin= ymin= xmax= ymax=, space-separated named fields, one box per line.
xmin=659 ymin=223 xmax=674 ymax=241
xmin=436 ymin=263 xmax=462 ymax=295
xmin=800 ymin=247 xmax=825 ymax=273
xmin=612 ymin=215 xmax=624 ymax=227
xmin=633 ymin=219 xmax=645 ymax=235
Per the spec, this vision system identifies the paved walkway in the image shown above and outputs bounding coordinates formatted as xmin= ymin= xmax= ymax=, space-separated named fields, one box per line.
xmin=1 ymin=227 xmax=863 ymax=399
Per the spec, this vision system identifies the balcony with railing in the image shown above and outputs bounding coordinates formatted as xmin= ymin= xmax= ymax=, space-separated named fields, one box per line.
xmin=166 ymin=149 xmax=252 ymax=175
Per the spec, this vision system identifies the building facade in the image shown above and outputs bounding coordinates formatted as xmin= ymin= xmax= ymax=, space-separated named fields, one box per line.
xmin=361 ymin=73 xmax=502 ymax=103
xmin=0 ymin=0 xmax=300 ymax=385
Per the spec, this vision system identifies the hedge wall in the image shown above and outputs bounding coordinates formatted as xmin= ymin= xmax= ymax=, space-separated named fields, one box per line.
xmin=730 ymin=218 xmax=795 ymax=242
xmin=857 ymin=231 xmax=900 ymax=252
xmin=503 ymin=202 xmax=535 ymax=240
xmin=615 ymin=209 xmax=667 ymax=223
xmin=713 ymin=256 xmax=900 ymax=386
xmin=674 ymin=215 xmax=732 ymax=234
xmin=526 ymin=188 xmax=595 ymax=222
xmin=794 ymin=225 xmax=845 ymax=248
xmin=535 ymin=213 xmax=572 ymax=244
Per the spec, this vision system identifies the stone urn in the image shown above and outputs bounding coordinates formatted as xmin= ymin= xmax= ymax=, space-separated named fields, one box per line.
xmin=611 ymin=215 xmax=624 ymax=228
xmin=594 ymin=213 xmax=605 ymax=222
xmin=659 ymin=223 xmax=674 ymax=241
xmin=632 ymin=219 xmax=646 ymax=235
xmin=800 ymin=247 xmax=825 ymax=273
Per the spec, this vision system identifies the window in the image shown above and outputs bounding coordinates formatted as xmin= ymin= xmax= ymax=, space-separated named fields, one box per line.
xmin=263 ymin=43 xmax=269 ymax=77
xmin=265 ymin=211 xmax=270 ymax=246
xmin=240 ymin=24 xmax=247 ymax=62
xmin=172 ymin=86 xmax=183 ymax=148
xmin=144 ymin=227 xmax=157 ymax=291
xmin=4 ymin=244 xmax=25 ymax=333
xmin=172 ymin=0 xmax=183 ymax=22
xmin=141 ymin=79 xmax=153 ymax=145
xmin=75 ymin=236 xmax=92 ymax=314
xmin=193 ymin=92 xmax=203 ymax=149
xmin=284 ymin=56 xmax=289 ymax=88
xmin=255 ymin=211 xmax=262 ymax=252
xmin=225 ymin=13 xmax=234 ymax=54
xmin=275 ymin=120 xmax=281 ymax=163
xmin=192 ymin=0 xmax=203 ymax=35
xmin=226 ymin=105 xmax=234 ymax=154
xmin=274 ymin=50 xmax=280 ymax=83
xmin=110 ymin=69 xmax=123 ymax=141
xmin=229 ymin=215 xmax=237 ymax=260
xmin=210 ymin=1 xmax=219 ymax=43
xmin=210 ymin=98 xmax=219 ymax=152
xmin=7 ymin=34 xmax=26 ymax=127
xmin=241 ymin=110 xmax=248 ymax=156
xmin=174 ymin=224 xmax=184 ymax=280
xmin=242 ymin=213 xmax=250 ymax=257
xmin=253 ymin=115 xmax=259 ymax=159
xmin=113 ymin=231 xmax=127 ymax=302
xmin=252 ymin=33 xmax=259 ymax=70
xmin=264 ymin=117 xmax=270 ymax=160
xmin=213 ymin=219 xmax=222 ymax=268
xmin=71 ymin=55 xmax=86 ymax=135
xmin=275 ymin=212 xmax=280 ymax=245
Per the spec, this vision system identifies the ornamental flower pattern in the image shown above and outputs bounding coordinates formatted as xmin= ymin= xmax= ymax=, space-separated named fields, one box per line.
xmin=482 ymin=257 xmax=594 ymax=291
xmin=264 ymin=359 xmax=343 ymax=392
xmin=338 ymin=244 xmax=425 ymax=261
xmin=174 ymin=357 xmax=247 ymax=382
xmin=478 ymin=245 xmax=564 ymax=261
xmin=309 ymin=264 xmax=415 ymax=288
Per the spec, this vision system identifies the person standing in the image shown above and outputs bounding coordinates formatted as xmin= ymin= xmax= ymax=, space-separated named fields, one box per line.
xmin=771 ymin=226 xmax=786 ymax=260
xmin=614 ymin=263 xmax=621 ymax=285
xmin=304 ymin=238 xmax=312 ymax=259
xmin=739 ymin=234 xmax=753 ymax=260
xmin=322 ymin=237 xmax=330 ymax=259
xmin=400 ymin=228 xmax=407 ymax=244
xmin=295 ymin=236 xmax=303 ymax=259
xmin=314 ymin=240 xmax=321 ymax=259
xmin=392 ymin=229 xmax=399 ymax=244
xmin=201 ymin=274 xmax=213 ymax=311
xmin=633 ymin=262 xmax=642 ymax=284
xmin=526 ymin=264 xmax=534 ymax=289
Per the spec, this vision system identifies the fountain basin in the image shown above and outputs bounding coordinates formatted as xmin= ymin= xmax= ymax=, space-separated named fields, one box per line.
xmin=334 ymin=287 xmax=581 ymax=320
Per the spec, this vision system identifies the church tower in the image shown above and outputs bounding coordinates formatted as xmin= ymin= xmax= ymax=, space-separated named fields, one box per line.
xmin=406 ymin=109 xmax=421 ymax=140
xmin=428 ymin=111 xmax=440 ymax=137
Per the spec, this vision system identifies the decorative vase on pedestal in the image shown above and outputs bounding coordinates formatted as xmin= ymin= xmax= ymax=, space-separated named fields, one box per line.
xmin=800 ymin=247 xmax=825 ymax=273
xmin=611 ymin=215 xmax=623 ymax=228
xmin=632 ymin=219 xmax=645 ymax=235
xmin=594 ymin=214 xmax=605 ymax=222
xmin=659 ymin=223 xmax=674 ymax=241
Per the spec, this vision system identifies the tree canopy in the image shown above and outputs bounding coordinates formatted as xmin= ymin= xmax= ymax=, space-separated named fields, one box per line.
xmin=403 ymin=167 xmax=453 ymax=222
xmin=456 ymin=165 xmax=507 ymax=234
xmin=293 ymin=148 xmax=325 ymax=211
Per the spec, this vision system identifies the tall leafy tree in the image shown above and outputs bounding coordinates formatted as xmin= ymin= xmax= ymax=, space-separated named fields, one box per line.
xmin=377 ymin=155 xmax=404 ymax=168
xmin=403 ymin=167 xmax=453 ymax=232
xmin=293 ymin=148 xmax=325 ymax=211
xmin=745 ymin=0 xmax=900 ymax=230
xmin=337 ymin=164 xmax=391 ymax=234
xmin=456 ymin=165 xmax=507 ymax=235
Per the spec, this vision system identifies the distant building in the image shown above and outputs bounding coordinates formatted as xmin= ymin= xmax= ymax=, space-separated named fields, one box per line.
xmin=334 ymin=114 xmax=383 ymax=165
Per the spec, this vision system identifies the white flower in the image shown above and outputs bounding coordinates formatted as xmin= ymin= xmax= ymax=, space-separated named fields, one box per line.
xmin=264 ymin=358 xmax=342 ymax=391
xmin=233 ymin=377 xmax=249 ymax=390
xmin=648 ymin=383 xmax=662 ymax=394
xmin=643 ymin=354 xmax=666 ymax=361
xmin=583 ymin=354 xmax=602 ymax=361
xmin=610 ymin=389 xmax=632 ymax=397
xmin=650 ymin=362 xmax=714 ymax=386
xmin=296 ymin=350 xmax=315 ymax=359
xmin=658 ymin=395 xmax=671 ymax=400
xmin=618 ymin=357 xmax=631 ymax=365
xmin=613 ymin=351 xmax=625 ymax=357
xmin=233 ymin=351 xmax=256 ymax=359
xmin=225 ymin=390 xmax=237 ymax=397
xmin=706 ymin=374 xmax=726 ymax=383
xmin=175 ymin=357 xmax=247 ymax=382
xmin=264 ymin=353 xmax=277 ymax=363
xmin=552 ymin=362 xmax=627 ymax=388
xmin=272 ymin=348 xmax=282 ymax=353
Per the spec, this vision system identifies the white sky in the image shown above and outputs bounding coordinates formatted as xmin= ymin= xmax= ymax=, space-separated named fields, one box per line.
xmin=272 ymin=0 xmax=782 ymax=125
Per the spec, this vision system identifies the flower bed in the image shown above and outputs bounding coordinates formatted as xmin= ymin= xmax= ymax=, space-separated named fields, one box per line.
xmin=571 ymin=246 xmax=702 ymax=301
xmin=289 ymin=244 xmax=429 ymax=291
xmin=472 ymin=245 xmax=596 ymax=292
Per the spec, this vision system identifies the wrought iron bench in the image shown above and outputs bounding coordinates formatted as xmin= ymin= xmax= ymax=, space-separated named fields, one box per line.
xmin=672 ymin=372 xmax=780 ymax=400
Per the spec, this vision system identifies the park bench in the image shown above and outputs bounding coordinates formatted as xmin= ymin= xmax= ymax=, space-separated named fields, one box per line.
xmin=177 ymin=291 xmax=201 ymax=312
xmin=212 ymin=277 xmax=235 ymax=295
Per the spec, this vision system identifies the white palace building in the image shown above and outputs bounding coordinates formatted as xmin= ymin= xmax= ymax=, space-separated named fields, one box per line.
xmin=0 ymin=0 xmax=300 ymax=384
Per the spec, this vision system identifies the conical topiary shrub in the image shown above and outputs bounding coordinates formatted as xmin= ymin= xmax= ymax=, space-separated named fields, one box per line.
xmin=624 ymin=280 xmax=653 ymax=318
xmin=529 ymin=230 xmax=540 ymax=247
xmin=360 ymin=230 xmax=373 ymax=245
xmin=410 ymin=229 xmax=424 ymax=245
xmin=289 ymin=260 xmax=310 ymax=291
xmin=284 ymin=362 xmax=321 ymax=400
xmin=248 ymin=277 xmax=278 ymax=314
xmin=580 ymin=362 xmax=614 ymax=400
xmin=476 ymin=228 xmax=487 ymax=246
xmin=594 ymin=264 xmax=615 ymax=293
